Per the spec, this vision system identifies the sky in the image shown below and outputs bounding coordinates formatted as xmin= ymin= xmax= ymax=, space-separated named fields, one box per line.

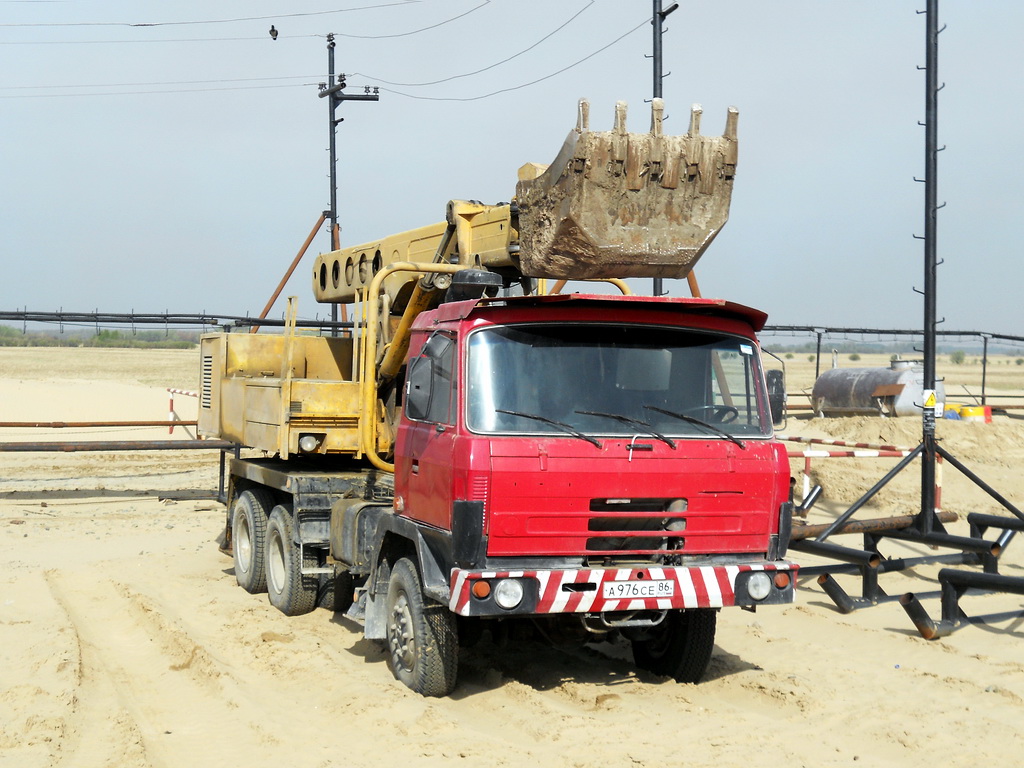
xmin=2 ymin=1 xmax=1023 ymax=336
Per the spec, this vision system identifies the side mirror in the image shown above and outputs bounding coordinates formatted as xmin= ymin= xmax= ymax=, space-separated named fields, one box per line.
xmin=405 ymin=356 xmax=433 ymax=421
xmin=765 ymin=368 xmax=786 ymax=427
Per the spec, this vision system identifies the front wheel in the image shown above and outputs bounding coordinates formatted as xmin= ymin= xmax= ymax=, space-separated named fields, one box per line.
xmin=385 ymin=557 xmax=458 ymax=697
xmin=265 ymin=504 xmax=318 ymax=616
xmin=631 ymin=609 xmax=717 ymax=683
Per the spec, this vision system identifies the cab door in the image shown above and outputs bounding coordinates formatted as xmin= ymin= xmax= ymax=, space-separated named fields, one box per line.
xmin=395 ymin=332 xmax=457 ymax=531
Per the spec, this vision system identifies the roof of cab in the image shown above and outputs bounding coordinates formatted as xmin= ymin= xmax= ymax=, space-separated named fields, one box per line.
xmin=424 ymin=292 xmax=769 ymax=332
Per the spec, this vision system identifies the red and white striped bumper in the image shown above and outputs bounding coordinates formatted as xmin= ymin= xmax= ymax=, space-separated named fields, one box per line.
xmin=449 ymin=562 xmax=797 ymax=617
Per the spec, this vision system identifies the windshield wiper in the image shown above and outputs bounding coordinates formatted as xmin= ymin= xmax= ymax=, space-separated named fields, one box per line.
xmin=495 ymin=409 xmax=602 ymax=448
xmin=643 ymin=405 xmax=746 ymax=450
xmin=577 ymin=410 xmax=676 ymax=449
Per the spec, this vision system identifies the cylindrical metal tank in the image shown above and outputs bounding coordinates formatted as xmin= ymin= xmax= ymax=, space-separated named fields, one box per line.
xmin=811 ymin=360 xmax=944 ymax=417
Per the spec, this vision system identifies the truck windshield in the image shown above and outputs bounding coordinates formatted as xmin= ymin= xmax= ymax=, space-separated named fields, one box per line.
xmin=466 ymin=323 xmax=771 ymax=439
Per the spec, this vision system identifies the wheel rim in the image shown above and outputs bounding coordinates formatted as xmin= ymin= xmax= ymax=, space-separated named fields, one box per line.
xmin=268 ymin=527 xmax=286 ymax=594
xmin=235 ymin=514 xmax=252 ymax=574
xmin=387 ymin=590 xmax=416 ymax=674
xmin=643 ymin=621 xmax=673 ymax=660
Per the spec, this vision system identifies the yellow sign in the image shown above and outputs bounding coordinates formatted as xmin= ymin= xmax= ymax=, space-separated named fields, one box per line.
xmin=923 ymin=390 xmax=937 ymax=408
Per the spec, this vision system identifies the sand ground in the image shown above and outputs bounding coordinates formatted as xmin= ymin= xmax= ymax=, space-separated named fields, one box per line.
xmin=1 ymin=346 xmax=1023 ymax=768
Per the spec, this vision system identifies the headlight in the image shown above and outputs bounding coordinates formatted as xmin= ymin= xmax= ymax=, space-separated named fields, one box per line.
xmin=298 ymin=434 xmax=321 ymax=453
xmin=747 ymin=571 xmax=772 ymax=601
xmin=493 ymin=579 xmax=525 ymax=610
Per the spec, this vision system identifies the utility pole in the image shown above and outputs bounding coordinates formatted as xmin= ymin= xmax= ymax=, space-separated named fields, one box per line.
xmin=318 ymin=32 xmax=379 ymax=334
xmin=917 ymin=0 xmax=940 ymax=531
xmin=651 ymin=1 xmax=679 ymax=298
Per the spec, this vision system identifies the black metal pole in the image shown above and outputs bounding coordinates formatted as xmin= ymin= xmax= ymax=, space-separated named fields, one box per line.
xmin=918 ymin=0 xmax=940 ymax=531
xmin=651 ymin=1 xmax=677 ymax=298
xmin=318 ymin=34 xmax=378 ymax=336
xmin=981 ymin=334 xmax=990 ymax=405
xmin=652 ymin=0 xmax=664 ymax=99
xmin=327 ymin=33 xmax=340 ymax=336
xmin=815 ymin=330 xmax=823 ymax=380
xmin=652 ymin=0 xmax=664 ymax=299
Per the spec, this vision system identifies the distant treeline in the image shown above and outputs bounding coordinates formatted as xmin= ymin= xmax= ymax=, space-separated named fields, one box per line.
xmin=0 ymin=325 xmax=198 ymax=349
xmin=761 ymin=338 xmax=1024 ymax=357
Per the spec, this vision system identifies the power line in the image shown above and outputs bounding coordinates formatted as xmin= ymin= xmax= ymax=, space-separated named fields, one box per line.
xmin=351 ymin=1 xmax=593 ymax=86
xmin=0 ymin=2 xmax=416 ymax=27
xmin=332 ymin=0 xmax=489 ymax=39
xmin=1 ymin=2 xmax=489 ymax=46
xmin=3 ymin=7 xmax=638 ymax=101
xmin=370 ymin=15 xmax=650 ymax=102
xmin=0 ymin=75 xmax=321 ymax=91
xmin=0 ymin=83 xmax=313 ymax=99
xmin=0 ymin=35 xmax=323 ymax=45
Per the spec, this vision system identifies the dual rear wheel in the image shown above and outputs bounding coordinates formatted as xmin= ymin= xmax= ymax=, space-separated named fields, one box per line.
xmin=231 ymin=488 xmax=274 ymax=594
xmin=230 ymin=490 xmax=318 ymax=616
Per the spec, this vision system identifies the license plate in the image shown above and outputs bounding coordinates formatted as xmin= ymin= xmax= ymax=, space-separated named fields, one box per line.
xmin=602 ymin=579 xmax=675 ymax=600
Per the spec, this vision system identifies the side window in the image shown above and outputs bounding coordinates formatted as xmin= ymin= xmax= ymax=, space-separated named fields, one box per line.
xmin=407 ymin=333 xmax=457 ymax=425
xmin=710 ymin=345 xmax=758 ymax=425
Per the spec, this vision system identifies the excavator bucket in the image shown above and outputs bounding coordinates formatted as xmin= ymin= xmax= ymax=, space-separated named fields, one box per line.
xmin=515 ymin=98 xmax=738 ymax=280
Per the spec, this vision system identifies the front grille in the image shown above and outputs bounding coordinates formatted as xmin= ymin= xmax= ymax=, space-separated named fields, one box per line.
xmin=585 ymin=498 xmax=687 ymax=556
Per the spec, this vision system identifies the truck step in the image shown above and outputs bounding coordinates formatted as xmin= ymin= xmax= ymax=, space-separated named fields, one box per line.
xmin=345 ymin=589 xmax=367 ymax=621
xmin=300 ymin=565 xmax=336 ymax=576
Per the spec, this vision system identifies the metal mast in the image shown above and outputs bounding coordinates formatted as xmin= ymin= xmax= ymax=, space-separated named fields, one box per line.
xmin=651 ymin=1 xmax=678 ymax=298
xmin=319 ymin=33 xmax=379 ymax=334
xmin=918 ymin=0 xmax=940 ymax=529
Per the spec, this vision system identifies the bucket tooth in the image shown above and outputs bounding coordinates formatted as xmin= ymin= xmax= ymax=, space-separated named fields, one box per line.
xmin=724 ymin=106 xmax=738 ymax=141
xmin=688 ymin=103 xmax=703 ymax=136
xmin=576 ymin=97 xmax=590 ymax=133
xmin=515 ymin=99 xmax=739 ymax=280
xmin=613 ymin=100 xmax=627 ymax=135
xmin=651 ymin=97 xmax=664 ymax=137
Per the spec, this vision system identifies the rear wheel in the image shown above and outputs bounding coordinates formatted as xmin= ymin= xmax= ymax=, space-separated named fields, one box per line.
xmin=631 ymin=609 xmax=717 ymax=683
xmin=319 ymin=569 xmax=354 ymax=613
xmin=385 ymin=557 xmax=458 ymax=697
xmin=265 ymin=504 xmax=318 ymax=616
xmin=232 ymin=488 xmax=274 ymax=594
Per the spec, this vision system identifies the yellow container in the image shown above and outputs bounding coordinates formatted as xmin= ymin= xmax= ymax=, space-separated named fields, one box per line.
xmin=959 ymin=405 xmax=992 ymax=423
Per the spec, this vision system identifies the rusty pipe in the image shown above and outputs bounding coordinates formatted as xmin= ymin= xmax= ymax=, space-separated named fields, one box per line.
xmin=0 ymin=420 xmax=197 ymax=429
xmin=251 ymin=212 xmax=327 ymax=333
xmin=791 ymin=510 xmax=958 ymax=541
xmin=0 ymin=440 xmax=235 ymax=452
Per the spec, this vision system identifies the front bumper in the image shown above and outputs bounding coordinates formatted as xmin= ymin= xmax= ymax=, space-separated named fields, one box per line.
xmin=449 ymin=561 xmax=797 ymax=617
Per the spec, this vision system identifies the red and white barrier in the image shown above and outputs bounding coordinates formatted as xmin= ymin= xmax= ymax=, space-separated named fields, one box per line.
xmin=780 ymin=434 xmax=941 ymax=515
xmin=166 ymin=388 xmax=198 ymax=434
xmin=777 ymin=434 xmax=914 ymax=453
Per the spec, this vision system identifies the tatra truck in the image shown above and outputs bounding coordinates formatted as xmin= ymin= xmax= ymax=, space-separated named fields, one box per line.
xmin=199 ymin=99 xmax=797 ymax=696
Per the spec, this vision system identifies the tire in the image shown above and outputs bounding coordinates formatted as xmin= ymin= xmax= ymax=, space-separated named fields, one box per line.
xmin=232 ymin=488 xmax=275 ymax=594
xmin=631 ymin=609 xmax=717 ymax=683
xmin=318 ymin=569 xmax=354 ymax=613
xmin=385 ymin=557 xmax=459 ymax=697
xmin=265 ymin=504 xmax=318 ymax=616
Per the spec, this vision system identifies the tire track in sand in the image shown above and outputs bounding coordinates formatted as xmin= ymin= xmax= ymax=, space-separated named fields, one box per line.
xmin=43 ymin=569 xmax=299 ymax=768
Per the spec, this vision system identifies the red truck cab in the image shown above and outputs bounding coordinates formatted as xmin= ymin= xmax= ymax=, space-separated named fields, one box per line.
xmin=393 ymin=293 xmax=795 ymax=682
